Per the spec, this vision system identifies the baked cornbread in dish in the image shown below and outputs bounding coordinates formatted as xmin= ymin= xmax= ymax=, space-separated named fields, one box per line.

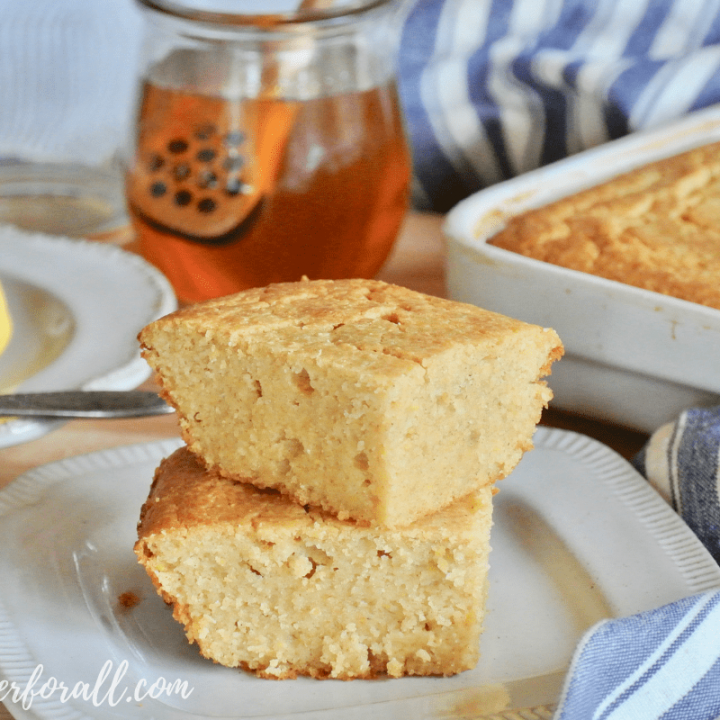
xmin=488 ymin=141 xmax=720 ymax=310
xmin=139 ymin=278 xmax=562 ymax=527
xmin=135 ymin=446 xmax=493 ymax=679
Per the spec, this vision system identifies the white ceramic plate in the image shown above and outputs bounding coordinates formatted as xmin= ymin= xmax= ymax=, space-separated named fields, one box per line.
xmin=1 ymin=428 xmax=719 ymax=720
xmin=0 ymin=228 xmax=176 ymax=447
xmin=444 ymin=103 xmax=720 ymax=433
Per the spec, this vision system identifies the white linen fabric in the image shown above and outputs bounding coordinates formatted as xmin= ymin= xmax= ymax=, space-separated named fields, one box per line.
xmin=0 ymin=0 xmax=143 ymax=167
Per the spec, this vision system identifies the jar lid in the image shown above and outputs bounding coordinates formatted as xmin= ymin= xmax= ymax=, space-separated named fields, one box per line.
xmin=136 ymin=0 xmax=396 ymax=26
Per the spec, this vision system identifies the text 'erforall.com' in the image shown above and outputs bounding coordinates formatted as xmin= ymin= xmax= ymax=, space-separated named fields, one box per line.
xmin=1 ymin=659 xmax=194 ymax=711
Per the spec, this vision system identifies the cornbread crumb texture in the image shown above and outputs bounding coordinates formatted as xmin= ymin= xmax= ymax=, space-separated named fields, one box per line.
xmin=135 ymin=447 xmax=493 ymax=680
xmin=489 ymin=141 xmax=720 ymax=310
xmin=139 ymin=278 xmax=562 ymax=527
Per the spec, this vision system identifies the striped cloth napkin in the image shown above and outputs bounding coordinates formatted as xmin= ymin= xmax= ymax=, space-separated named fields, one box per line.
xmin=554 ymin=590 xmax=720 ymax=720
xmin=399 ymin=0 xmax=720 ymax=211
xmin=551 ymin=410 xmax=720 ymax=720
xmin=636 ymin=406 xmax=720 ymax=566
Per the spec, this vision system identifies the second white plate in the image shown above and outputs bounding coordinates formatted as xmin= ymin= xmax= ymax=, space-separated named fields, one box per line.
xmin=0 ymin=228 xmax=176 ymax=447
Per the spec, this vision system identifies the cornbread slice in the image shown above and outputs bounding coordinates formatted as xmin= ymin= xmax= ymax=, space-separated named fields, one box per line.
xmin=135 ymin=446 xmax=494 ymax=679
xmin=139 ymin=278 xmax=562 ymax=527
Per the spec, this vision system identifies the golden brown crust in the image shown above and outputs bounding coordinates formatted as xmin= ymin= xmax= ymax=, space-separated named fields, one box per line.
xmin=137 ymin=447 xmax=315 ymax=539
xmin=138 ymin=278 xmax=545 ymax=360
xmin=489 ymin=141 xmax=720 ymax=310
xmin=137 ymin=447 xmax=489 ymax=540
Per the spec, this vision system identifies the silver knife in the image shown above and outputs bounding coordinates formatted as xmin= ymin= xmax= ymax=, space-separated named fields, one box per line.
xmin=0 ymin=391 xmax=174 ymax=418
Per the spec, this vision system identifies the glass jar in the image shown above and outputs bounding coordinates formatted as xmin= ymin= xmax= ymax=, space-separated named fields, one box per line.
xmin=125 ymin=0 xmax=411 ymax=304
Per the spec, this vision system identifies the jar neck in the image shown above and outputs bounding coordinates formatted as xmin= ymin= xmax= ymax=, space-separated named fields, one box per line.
xmin=137 ymin=0 xmax=404 ymax=101
xmin=135 ymin=0 xmax=400 ymax=34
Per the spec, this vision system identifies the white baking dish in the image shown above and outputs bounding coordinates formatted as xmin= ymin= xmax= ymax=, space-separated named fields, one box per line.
xmin=444 ymin=104 xmax=720 ymax=434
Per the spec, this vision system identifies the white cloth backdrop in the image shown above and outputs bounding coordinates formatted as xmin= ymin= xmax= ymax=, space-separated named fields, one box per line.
xmin=0 ymin=0 xmax=143 ymax=167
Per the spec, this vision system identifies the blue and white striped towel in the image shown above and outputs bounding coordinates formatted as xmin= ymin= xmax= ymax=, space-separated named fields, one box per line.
xmin=553 ymin=412 xmax=720 ymax=720
xmin=636 ymin=405 xmax=720 ymax=566
xmin=555 ymin=590 xmax=720 ymax=720
xmin=398 ymin=0 xmax=720 ymax=211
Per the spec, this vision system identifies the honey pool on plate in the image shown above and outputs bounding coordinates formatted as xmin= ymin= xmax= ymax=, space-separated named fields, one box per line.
xmin=126 ymin=80 xmax=411 ymax=304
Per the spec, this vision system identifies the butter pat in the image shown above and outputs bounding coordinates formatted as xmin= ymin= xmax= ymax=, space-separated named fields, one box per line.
xmin=0 ymin=278 xmax=12 ymax=356
xmin=139 ymin=278 xmax=563 ymax=527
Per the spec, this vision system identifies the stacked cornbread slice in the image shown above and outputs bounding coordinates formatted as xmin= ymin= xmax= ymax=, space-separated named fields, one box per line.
xmin=134 ymin=278 xmax=563 ymax=679
xmin=137 ymin=448 xmax=495 ymax=679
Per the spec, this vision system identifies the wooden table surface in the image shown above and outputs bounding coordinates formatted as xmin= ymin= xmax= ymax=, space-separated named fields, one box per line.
xmin=0 ymin=211 xmax=649 ymax=720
